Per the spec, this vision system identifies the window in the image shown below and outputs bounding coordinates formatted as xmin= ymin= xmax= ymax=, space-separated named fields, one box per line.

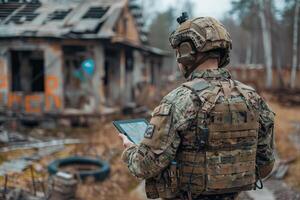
xmin=82 ymin=6 xmax=109 ymax=19
xmin=10 ymin=50 xmax=45 ymax=92
xmin=47 ymin=9 xmax=72 ymax=21
xmin=4 ymin=3 xmax=40 ymax=24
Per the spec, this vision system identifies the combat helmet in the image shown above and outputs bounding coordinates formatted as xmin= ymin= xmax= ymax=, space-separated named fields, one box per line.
xmin=169 ymin=13 xmax=232 ymax=78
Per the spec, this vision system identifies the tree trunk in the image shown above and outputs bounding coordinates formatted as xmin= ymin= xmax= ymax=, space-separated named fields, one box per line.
xmin=257 ymin=0 xmax=273 ymax=88
xmin=246 ymin=45 xmax=252 ymax=65
xmin=291 ymin=0 xmax=300 ymax=89
xmin=276 ymin=55 xmax=285 ymax=88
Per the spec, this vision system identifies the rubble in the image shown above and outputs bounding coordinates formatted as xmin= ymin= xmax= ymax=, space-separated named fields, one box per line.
xmin=47 ymin=172 xmax=78 ymax=200
xmin=0 ymin=145 xmax=65 ymax=177
xmin=0 ymin=139 xmax=82 ymax=153
xmin=4 ymin=188 xmax=41 ymax=200
xmin=0 ymin=122 xmax=140 ymax=200
xmin=0 ymin=130 xmax=40 ymax=144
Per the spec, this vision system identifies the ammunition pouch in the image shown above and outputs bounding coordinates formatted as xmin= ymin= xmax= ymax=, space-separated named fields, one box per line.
xmin=145 ymin=161 xmax=180 ymax=199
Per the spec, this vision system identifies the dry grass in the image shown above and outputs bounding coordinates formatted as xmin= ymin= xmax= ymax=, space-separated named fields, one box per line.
xmin=266 ymin=93 xmax=300 ymax=191
xmin=0 ymin=122 xmax=141 ymax=200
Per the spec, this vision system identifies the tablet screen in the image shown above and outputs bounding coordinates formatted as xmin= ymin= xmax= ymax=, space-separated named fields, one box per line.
xmin=113 ymin=119 xmax=149 ymax=144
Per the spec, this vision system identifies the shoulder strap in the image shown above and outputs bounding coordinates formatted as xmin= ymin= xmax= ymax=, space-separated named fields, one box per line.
xmin=182 ymin=78 xmax=210 ymax=92
xmin=200 ymin=86 xmax=221 ymax=113
xmin=234 ymin=80 xmax=259 ymax=111
xmin=183 ymin=79 xmax=221 ymax=114
xmin=234 ymin=80 xmax=255 ymax=100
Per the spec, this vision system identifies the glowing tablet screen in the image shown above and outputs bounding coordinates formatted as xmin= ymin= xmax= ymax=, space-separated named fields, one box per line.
xmin=113 ymin=119 xmax=149 ymax=144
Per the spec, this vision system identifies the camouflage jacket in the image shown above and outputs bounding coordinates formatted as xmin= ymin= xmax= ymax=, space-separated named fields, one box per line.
xmin=122 ymin=68 xmax=275 ymax=192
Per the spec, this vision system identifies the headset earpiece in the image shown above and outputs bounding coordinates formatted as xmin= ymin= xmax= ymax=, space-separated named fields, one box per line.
xmin=177 ymin=41 xmax=196 ymax=64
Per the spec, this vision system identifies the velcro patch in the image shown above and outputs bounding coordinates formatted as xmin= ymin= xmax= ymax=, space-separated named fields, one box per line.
xmin=144 ymin=124 xmax=155 ymax=139
xmin=152 ymin=104 xmax=172 ymax=116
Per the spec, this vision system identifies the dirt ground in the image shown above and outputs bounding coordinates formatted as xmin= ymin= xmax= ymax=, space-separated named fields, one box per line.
xmin=267 ymin=94 xmax=300 ymax=192
xmin=0 ymin=120 xmax=143 ymax=200
xmin=1 ymin=90 xmax=300 ymax=200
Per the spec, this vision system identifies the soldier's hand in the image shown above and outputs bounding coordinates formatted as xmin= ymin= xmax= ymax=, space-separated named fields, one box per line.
xmin=118 ymin=134 xmax=134 ymax=148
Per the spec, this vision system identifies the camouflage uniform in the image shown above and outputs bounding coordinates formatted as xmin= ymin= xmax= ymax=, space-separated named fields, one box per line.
xmin=122 ymin=68 xmax=275 ymax=200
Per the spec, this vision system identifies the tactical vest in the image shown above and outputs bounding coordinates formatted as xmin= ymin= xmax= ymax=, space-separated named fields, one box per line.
xmin=145 ymin=78 xmax=260 ymax=199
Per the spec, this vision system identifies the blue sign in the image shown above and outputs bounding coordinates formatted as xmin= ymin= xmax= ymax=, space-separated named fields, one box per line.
xmin=81 ymin=59 xmax=95 ymax=76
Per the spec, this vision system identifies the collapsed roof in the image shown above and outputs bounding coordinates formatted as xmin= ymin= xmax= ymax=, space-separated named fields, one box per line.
xmin=0 ymin=0 xmax=132 ymax=39
xmin=0 ymin=0 xmax=168 ymax=56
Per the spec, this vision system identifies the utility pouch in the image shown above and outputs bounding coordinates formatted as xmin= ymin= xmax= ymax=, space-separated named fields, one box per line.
xmin=197 ymin=127 xmax=209 ymax=150
xmin=168 ymin=161 xmax=179 ymax=192
xmin=145 ymin=178 xmax=159 ymax=199
xmin=157 ymin=161 xmax=179 ymax=199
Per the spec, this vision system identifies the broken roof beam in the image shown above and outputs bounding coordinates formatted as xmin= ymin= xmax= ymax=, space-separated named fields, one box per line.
xmin=0 ymin=4 xmax=26 ymax=24
xmin=0 ymin=3 xmax=22 ymax=21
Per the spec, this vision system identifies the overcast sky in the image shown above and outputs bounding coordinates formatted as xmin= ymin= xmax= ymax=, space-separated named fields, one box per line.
xmin=154 ymin=0 xmax=233 ymax=20
xmin=151 ymin=0 xmax=286 ymax=20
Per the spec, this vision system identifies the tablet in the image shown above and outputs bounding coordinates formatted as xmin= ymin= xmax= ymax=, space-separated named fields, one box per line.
xmin=113 ymin=119 xmax=149 ymax=144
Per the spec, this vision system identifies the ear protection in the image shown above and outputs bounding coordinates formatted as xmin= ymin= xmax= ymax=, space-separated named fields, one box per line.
xmin=176 ymin=41 xmax=196 ymax=64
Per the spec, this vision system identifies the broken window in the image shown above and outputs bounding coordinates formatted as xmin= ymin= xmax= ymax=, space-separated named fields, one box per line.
xmin=10 ymin=50 xmax=45 ymax=92
xmin=47 ymin=9 xmax=72 ymax=21
xmin=0 ymin=3 xmax=21 ymax=22
xmin=126 ymin=50 xmax=133 ymax=71
xmin=5 ymin=3 xmax=40 ymax=24
xmin=82 ymin=6 xmax=109 ymax=19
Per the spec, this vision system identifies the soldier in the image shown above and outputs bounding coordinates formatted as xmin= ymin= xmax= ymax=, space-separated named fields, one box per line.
xmin=119 ymin=14 xmax=275 ymax=200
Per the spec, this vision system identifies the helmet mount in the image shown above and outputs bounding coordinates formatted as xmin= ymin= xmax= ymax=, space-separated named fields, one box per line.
xmin=177 ymin=12 xmax=189 ymax=24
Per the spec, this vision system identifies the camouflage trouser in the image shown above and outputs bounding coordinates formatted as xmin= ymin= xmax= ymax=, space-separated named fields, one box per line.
xmin=162 ymin=192 xmax=239 ymax=200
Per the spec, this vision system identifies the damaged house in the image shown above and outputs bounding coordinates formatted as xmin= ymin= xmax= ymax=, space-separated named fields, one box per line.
xmin=0 ymin=0 xmax=165 ymax=119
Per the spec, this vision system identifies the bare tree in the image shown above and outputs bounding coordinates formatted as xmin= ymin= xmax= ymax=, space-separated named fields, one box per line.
xmin=256 ymin=0 xmax=273 ymax=88
xmin=291 ymin=0 xmax=300 ymax=89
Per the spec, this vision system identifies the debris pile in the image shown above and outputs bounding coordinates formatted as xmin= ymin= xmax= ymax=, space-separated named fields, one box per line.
xmin=0 ymin=120 xmax=140 ymax=200
xmin=272 ymin=89 xmax=300 ymax=106
xmin=48 ymin=173 xmax=78 ymax=200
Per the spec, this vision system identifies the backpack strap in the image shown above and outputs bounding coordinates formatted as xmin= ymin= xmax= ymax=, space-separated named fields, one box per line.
xmin=233 ymin=80 xmax=257 ymax=110
xmin=200 ymin=86 xmax=221 ymax=113
xmin=182 ymin=79 xmax=221 ymax=114
xmin=182 ymin=78 xmax=210 ymax=92
xmin=234 ymin=80 xmax=255 ymax=99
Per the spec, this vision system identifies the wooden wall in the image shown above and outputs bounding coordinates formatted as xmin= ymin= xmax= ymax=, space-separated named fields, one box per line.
xmin=0 ymin=40 xmax=64 ymax=114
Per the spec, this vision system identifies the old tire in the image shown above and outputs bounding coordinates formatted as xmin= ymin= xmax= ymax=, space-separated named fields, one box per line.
xmin=48 ymin=156 xmax=110 ymax=181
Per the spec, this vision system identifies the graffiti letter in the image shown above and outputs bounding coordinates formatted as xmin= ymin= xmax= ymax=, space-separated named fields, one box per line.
xmin=45 ymin=76 xmax=62 ymax=111
xmin=25 ymin=95 xmax=42 ymax=113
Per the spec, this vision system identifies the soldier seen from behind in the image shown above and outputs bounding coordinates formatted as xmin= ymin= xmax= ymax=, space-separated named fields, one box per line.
xmin=119 ymin=14 xmax=275 ymax=200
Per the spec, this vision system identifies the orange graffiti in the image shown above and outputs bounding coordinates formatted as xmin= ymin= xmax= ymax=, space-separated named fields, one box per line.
xmin=45 ymin=75 xmax=62 ymax=111
xmin=45 ymin=94 xmax=62 ymax=111
xmin=25 ymin=95 xmax=42 ymax=113
xmin=0 ymin=93 xmax=4 ymax=104
xmin=46 ymin=75 xmax=59 ymax=95
xmin=8 ymin=93 xmax=22 ymax=108
xmin=4 ymin=76 xmax=63 ymax=112
xmin=0 ymin=75 xmax=7 ymax=89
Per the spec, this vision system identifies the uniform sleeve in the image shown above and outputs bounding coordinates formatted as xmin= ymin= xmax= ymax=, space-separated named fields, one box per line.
xmin=122 ymin=102 xmax=181 ymax=179
xmin=256 ymin=97 xmax=275 ymax=167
